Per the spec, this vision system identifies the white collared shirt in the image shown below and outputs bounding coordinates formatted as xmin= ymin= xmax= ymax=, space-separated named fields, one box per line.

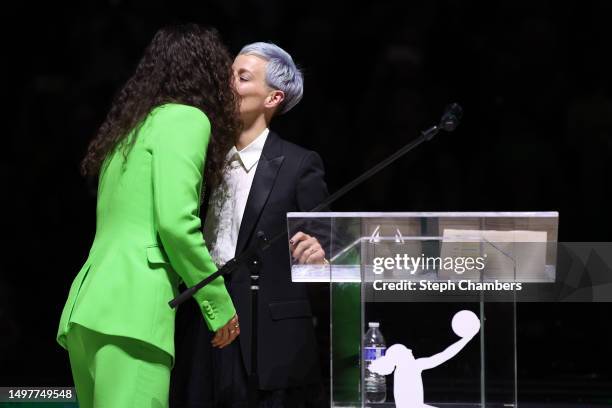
xmin=203 ymin=128 xmax=269 ymax=267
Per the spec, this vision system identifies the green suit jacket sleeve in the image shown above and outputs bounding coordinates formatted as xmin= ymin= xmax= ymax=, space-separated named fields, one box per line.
xmin=149 ymin=105 xmax=235 ymax=332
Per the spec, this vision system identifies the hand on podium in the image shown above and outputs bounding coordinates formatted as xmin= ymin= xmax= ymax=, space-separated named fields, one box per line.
xmin=290 ymin=232 xmax=327 ymax=264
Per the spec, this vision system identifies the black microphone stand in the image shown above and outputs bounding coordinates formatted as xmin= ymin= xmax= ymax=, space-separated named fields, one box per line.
xmin=168 ymin=103 xmax=463 ymax=407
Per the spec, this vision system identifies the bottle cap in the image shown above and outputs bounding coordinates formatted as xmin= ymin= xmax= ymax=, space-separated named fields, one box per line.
xmin=368 ymin=322 xmax=380 ymax=328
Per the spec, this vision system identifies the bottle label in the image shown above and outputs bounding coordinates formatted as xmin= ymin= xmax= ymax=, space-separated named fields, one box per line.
xmin=364 ymin=346 xmax=386 ymax=361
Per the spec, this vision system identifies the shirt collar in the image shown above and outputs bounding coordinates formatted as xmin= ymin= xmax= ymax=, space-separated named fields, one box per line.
xmin=227 ymin=128 xmax=269 ymax=172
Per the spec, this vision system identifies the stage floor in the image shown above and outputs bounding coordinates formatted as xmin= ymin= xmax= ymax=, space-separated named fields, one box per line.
xmin=332 ymin=403 xmax=612 ymax=408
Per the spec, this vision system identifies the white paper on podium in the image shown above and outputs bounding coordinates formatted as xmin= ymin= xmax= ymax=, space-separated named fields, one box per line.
xmin=439 ymin=229 xmax=550 ymax=282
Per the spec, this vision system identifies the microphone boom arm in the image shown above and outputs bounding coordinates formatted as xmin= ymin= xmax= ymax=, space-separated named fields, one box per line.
xmin=169 ymin=103 xmax=462 ymax=308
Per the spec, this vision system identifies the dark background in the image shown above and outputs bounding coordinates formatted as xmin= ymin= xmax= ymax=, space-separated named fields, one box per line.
xmin=3 ymin=0 xmax=612 ymax=405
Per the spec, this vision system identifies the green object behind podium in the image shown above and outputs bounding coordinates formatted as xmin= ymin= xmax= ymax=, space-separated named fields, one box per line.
xmin=332 ymin=282 xmax=361 ymax=403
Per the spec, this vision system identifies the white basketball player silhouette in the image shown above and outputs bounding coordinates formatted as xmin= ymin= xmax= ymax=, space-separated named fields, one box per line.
xmin=368 ymin=310 xmax=481 ymax=408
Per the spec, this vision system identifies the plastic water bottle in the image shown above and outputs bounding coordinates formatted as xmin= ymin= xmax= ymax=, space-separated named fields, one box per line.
xmin=364 ymin=322 xmax=387 ymax=403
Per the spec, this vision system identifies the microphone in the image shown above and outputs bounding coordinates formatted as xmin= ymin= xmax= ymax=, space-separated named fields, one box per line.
xmin=439 ymin=103 xmax=463 ymax=132
xmin=422 ymin=102 xmax=463 ymax=141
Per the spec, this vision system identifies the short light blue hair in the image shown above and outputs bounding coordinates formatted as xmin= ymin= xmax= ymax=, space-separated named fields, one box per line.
xmin=239 ymin=42 xmax=304 ymax=114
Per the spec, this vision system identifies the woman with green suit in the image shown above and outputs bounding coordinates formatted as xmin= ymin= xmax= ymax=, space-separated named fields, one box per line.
xmin=56 ymin=24 xmax=241 ymax=408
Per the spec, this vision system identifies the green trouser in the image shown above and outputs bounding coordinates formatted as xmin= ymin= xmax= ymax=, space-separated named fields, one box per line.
xmin=66 ymin=324 xmax=172 ymax=408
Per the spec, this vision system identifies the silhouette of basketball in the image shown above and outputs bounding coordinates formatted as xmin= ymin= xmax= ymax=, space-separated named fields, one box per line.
xmin=452 ymin=310 xmax=480 ymax=338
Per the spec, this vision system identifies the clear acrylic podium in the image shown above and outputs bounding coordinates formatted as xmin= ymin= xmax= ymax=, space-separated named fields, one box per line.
xmin=287 ymin=212 xmax=559 ymax=408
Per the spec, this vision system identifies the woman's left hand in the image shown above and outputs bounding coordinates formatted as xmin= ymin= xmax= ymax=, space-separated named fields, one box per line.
xmin=290 ymin=232 xmax=326 ymax=264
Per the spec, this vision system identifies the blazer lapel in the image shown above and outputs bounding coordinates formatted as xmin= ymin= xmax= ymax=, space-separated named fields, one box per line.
xmin=235 ymin=131 xmax=284 ymax=256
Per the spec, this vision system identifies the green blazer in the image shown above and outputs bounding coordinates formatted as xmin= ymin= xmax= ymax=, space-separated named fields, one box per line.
xmin=57 ymin=103 xmax=235 ymax=360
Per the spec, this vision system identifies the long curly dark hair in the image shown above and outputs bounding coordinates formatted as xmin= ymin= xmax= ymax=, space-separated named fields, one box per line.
xmin=81 ymin=23 xmax=240 ymax=189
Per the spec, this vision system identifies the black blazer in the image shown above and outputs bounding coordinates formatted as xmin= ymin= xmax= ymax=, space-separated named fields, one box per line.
xmin=232 ymin=130 xmax=329 ymax=389
xmin=174 ymin=130 xmax=329 ymax=393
